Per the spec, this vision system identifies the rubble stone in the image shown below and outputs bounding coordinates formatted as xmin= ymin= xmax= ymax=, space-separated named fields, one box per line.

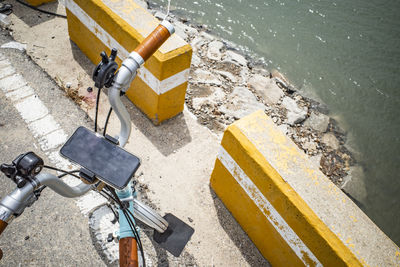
xmin=190 ymin=36 xmax=206 ymax=52
xmin=192 ymin=69 xmax=222 ymax=86
xmin=304 ymin=112 xmax=330 ymax=132
xmin=215 ymin=70 xmax=236 ymax=83
xmin=191 ymin=53 xmax=201 ymax=67
xmin=207 ymin=40 xmax=224 ymax=61
xmin=321 ymin=132 xmax=340 ymax=150
xmin=248 ymin=74 xmax=284 ymax=105
xmin=219 ymin=87 xmax=265 ymax=119
xmin=281 ymin=97 xmax=308 ymax=125
xmin=341 ymin=166 xmax=367 ymax=203
xmin=224 ymin=50 xmax=247 ymax=66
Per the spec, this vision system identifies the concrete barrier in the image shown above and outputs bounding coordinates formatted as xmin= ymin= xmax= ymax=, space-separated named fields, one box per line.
xmin=210 ymin=110 xmax=399 ymax=266
xmin=26 ymin=0 xmax=55 ymax=6
xmin=65 ymin=0 xmax=192 ymax=124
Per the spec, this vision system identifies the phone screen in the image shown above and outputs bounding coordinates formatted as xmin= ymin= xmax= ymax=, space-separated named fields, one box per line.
xmin=60 ymin=127 xmax=140 ymax=189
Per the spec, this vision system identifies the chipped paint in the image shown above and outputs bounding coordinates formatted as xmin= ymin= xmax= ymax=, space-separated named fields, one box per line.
xmin=217 ymin=146 xmax=322 ymax=266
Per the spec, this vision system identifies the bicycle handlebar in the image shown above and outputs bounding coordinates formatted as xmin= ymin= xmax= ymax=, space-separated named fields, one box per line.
xmin=109 ymin=20 xmax=175 ymax=147
xmin=134 ymin=20 xmax=174 ymax=62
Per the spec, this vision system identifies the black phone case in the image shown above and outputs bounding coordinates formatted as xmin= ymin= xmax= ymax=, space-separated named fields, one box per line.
xmin=60 ymin=127 xmax=140 ymax=190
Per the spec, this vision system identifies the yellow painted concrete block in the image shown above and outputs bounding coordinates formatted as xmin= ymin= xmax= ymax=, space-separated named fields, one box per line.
xmin=65 ymin=0 xmax=192 ymax=124
xmin=25 ymin=0 xmax=55 ymax=6
xmin=210 ymin=110 xmax=399 ymax=266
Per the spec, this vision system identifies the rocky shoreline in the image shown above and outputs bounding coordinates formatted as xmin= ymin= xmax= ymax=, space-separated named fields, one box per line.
xmin=145 ymin=1 xmax=357 ymax=187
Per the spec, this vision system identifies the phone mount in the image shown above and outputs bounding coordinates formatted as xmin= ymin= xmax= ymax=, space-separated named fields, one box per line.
xmin=60 ymin=127 xmax=140 ymax=190
xmin=92 ymin=48 xmax=118 ymax=89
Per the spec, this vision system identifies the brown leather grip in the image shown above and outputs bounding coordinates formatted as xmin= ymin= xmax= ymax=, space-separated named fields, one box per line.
xmin=0 ymin=220 xmax=7 ymax=261
xmin=119 ymin=237 xmax=138 ymax=267
xmin=0 ymin=220 xmax=7 ymax=236
xmin=134 ymin=24 xmax=171 ymax=62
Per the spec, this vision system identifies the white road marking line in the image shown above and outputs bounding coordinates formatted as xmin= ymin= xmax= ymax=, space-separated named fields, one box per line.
xmin=14 ymin=95 xmax=49 ymax=122
xmin=28 ymin=114 xmax=61 ymax=138
xmin=0 ymin=74 xmax=27 ymax=92
xmin=65 ymin=0 xmax=189 ymax=95
xmin=0 ymin=66 xmax=16 ymax=79
xmin=0 ymin=59 xmax=11 ymax=68
xmin=5 ymin=85 xmax=35 ymax=102
xmin=217 ymin=146 xmax=322 ymax=267
xmin=38 ymin=129 xmax=68 ymax=151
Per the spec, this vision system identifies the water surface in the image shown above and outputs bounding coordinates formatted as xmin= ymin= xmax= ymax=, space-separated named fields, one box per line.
xmin=150 ymin=0 xmax=400 ymax=244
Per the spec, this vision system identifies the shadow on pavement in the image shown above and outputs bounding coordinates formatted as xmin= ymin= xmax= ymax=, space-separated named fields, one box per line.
xmin=135 ymin=182 xmax=197 ymax=266
xmin=209 ymin=186 xmax=271 ymax=267
xmin=123 ymin=96 xmax=192 ymax=157
xmin=70 ymin=40 xmax=95 ymax=77
xmin=10 ymin=0 xmax=62 ymax=27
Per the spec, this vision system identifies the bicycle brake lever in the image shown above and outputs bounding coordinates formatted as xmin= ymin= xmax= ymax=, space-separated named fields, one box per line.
xmin=0 ymin=163 xmax=16 ymax=179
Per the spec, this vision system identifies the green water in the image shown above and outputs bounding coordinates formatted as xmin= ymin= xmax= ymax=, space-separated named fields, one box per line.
xmin=150 ymin=0 xmax=400 ymax=244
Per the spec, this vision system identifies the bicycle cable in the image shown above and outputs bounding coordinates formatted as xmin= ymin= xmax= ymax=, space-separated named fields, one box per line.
xmin=43 ymin=165 xmax=81 ymax=180
xmin=103 ymin=107 xmax=113 ymax=136
xmin=107 ymin=185 xmax=146 ymax=267
xmin=100 ymin=186 xmax=119 ymax=204
xmin=58 ymin=170 xmax=80 ymax=179
xmin=94 ymin=87 xmax=101 ymax=133
xmin=107 ymin=186 xmax=144 ymax=251
xmin=123 ymin=208 xmax=145 ymax=266
xmin=15 ymin=0 xmax=67 ymax=18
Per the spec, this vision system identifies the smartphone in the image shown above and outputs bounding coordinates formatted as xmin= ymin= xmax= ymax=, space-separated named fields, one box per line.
xmin=60 ymin=126 xmax=140 ymax=190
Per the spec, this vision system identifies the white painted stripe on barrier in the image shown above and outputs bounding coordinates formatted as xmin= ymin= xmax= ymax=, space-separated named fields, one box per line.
xmin=217 ymin=146 xmax=322 ymax=267
xmin=138 ymin=67 xmax=190 ymax=95
xmin=65 ymin=0 xmax=189 ymax=95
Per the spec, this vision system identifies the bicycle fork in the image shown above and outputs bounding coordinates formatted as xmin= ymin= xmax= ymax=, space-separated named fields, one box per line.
xmin=117 ymin=183 xmax=139 ymax=267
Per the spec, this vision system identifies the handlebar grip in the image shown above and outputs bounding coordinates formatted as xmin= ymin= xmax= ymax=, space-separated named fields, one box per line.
xmin=134 ymin=20 xmax=175 ymax=62
xmin=0 ymin=219 xmax=7 ymax=236
xmin=119 ymin=237 xmax=138 ymax=267
xmin=0 ymin=220 xmax=7 ymax=261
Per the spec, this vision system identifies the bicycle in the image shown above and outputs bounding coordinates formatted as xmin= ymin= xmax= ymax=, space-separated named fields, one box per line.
xmin=0 ymin=19 xmax=193 ymax=267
